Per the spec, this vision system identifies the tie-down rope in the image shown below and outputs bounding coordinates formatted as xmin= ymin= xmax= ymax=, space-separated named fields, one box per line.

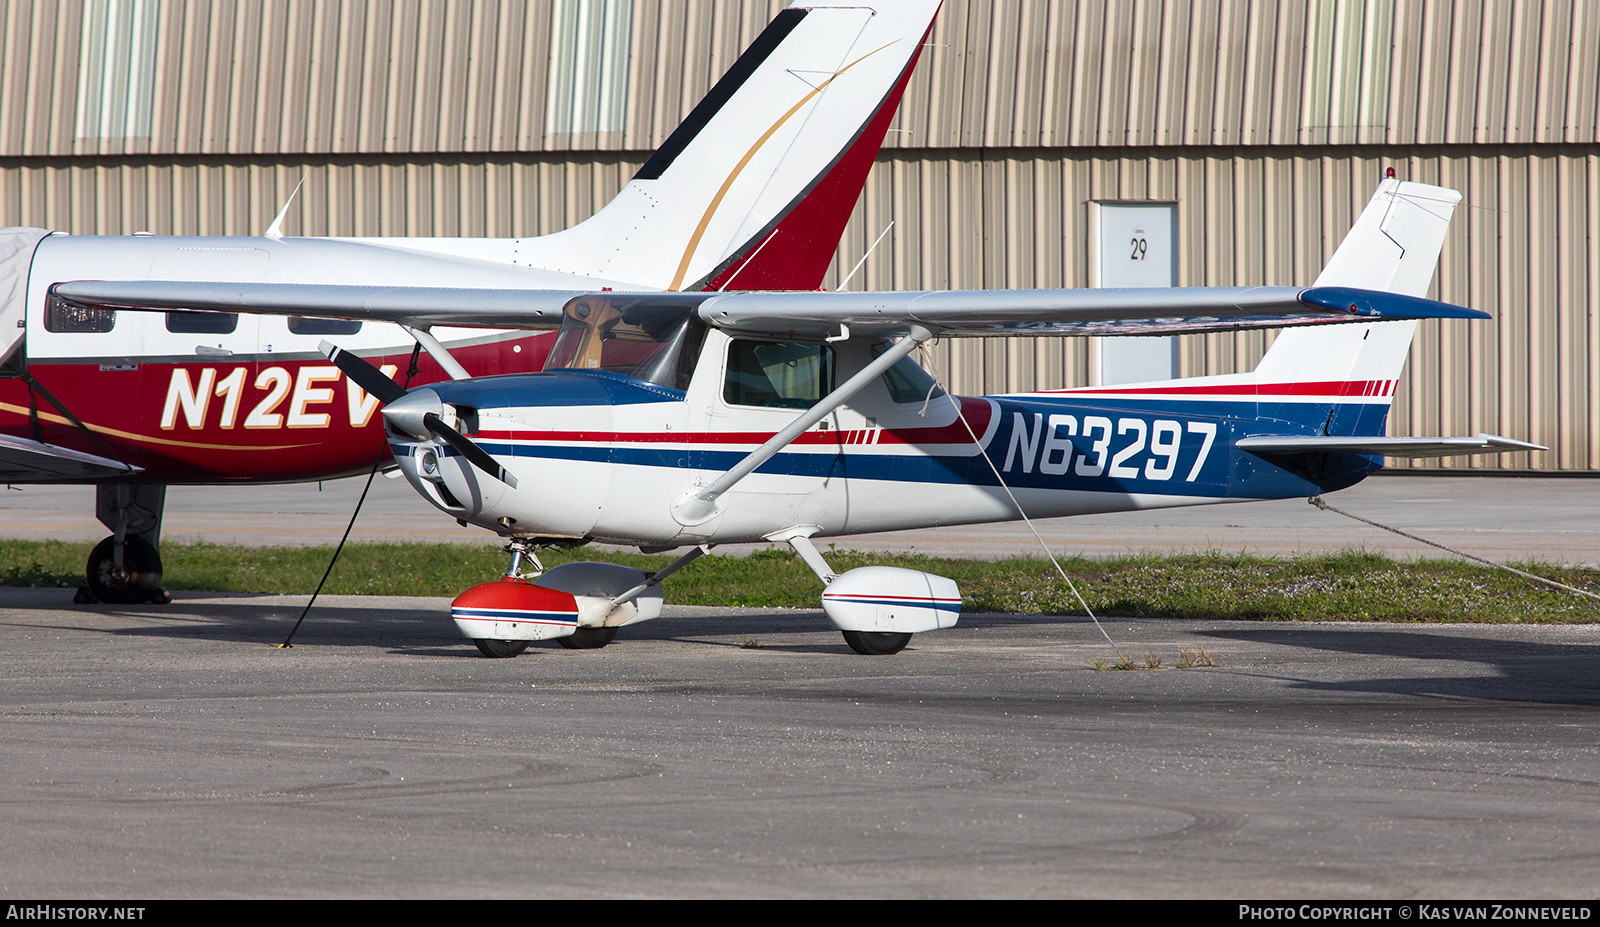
xmin=916 ymin=343 xmax=1129 ymax=661
xmin=1308 ymin=495 xmax=1600 ymax=604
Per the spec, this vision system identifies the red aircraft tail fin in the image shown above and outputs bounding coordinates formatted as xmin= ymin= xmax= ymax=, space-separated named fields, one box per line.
xmin=517 ymin=1 xmax=942 ymax=292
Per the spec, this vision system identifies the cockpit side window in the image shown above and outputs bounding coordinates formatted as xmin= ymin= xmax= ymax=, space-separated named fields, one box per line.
xmin=288 ymin=317 xmax=362 ymax=335
xmin=873 ymin=340 xmax=945 ymax=404
xmin=723 ymin=340 xmax=834 ymax=409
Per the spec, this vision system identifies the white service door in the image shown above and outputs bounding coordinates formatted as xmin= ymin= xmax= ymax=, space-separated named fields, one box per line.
xmin=1093 ymin=203 xmax=1178 ymax=385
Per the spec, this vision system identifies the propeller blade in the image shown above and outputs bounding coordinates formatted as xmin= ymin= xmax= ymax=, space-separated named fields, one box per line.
xmin=320 ymin=340 xmax=407 ymax=405
xmin=423 ymin=412 xmax=519 ymax=489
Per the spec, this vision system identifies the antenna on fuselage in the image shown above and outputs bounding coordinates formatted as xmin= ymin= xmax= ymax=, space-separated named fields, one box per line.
xmin=264 ymin=173 xmax=308 ymax=239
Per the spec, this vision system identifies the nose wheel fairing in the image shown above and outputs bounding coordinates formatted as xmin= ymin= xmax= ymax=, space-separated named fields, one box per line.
xmin=450 ymin=577 xmax=582 ymax=643
xmin=449 ymin=558 xmax=664 ymax=653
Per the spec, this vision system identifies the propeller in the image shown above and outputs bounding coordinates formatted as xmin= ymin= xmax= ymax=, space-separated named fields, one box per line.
xmin=320 ymin=341 xmax=519 ymax=489
xmin=420 ymin=410 xmax=519 ymax=489
xmin=323 ymin=342 xmax=407 ymax=405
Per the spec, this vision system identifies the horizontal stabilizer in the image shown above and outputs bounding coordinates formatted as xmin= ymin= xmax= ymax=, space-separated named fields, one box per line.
xmin=0 ymin=433 xmax=139 ymax=481
xmin=1237 ymin=433 xmax=1545 ymax=460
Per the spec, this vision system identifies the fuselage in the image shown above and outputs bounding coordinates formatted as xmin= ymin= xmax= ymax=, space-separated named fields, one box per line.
xmin=387 ymin=326 xmax=1388 ymax=547
xmin=0 ymin=233 xmax=612 ymax=482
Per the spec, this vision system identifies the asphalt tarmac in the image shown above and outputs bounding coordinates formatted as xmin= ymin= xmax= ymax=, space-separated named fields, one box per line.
xmin=4 ymin=472 xmax=1599 ymax=565
xmin=2 ymin=474 xmax=1598 ymax=898
xmin=0 ymin=590 xmax=1596 ymax=899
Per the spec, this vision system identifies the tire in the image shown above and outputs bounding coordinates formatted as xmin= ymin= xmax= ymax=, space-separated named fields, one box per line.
xmin=85 ymin=535 xmax=163 ymax=605
xmin=557 ymin=626 xmax=618 ymax=650
xmin=841 ymin=630 xmax=912 ymax=655
xmin=474 ymin=639 xmax=530 ymax=658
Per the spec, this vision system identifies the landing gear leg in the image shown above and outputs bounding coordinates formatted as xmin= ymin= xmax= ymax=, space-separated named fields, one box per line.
xmin=468 ymin=539 xmax=547 ymax=657
xmin=81 ymin=484 xmax=169 ymax=605
xmin=769 ymin=531 xmax=953 ymax=656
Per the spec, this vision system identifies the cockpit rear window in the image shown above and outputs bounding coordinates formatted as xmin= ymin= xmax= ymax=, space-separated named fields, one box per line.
xmin=166 ymin=310 xmax=238 ymax=334
xmin=873 ymin=341 xmax=946 ymax=404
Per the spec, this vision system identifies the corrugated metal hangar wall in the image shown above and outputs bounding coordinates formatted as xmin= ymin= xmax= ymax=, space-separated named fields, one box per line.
xmin=1 ymin=0 xmax=1596 ymax=471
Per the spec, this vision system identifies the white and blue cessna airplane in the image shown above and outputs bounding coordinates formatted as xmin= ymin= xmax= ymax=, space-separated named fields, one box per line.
xmin=57 ymin=174 xmax=1540 ymax=657
xmin=50 ymin=3 xmax=1539 ymax=657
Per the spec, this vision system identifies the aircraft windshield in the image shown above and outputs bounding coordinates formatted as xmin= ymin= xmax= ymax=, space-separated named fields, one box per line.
xmin=544 ymin=295 xmax=709 ymax=392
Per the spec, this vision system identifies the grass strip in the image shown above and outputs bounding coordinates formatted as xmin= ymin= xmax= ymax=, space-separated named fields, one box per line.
xmin=3 ymin=539 xmax=1597 ymax=623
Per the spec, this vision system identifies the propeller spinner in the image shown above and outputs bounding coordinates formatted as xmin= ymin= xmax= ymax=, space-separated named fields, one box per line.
xmin=321 ymin=341 xmax=519 ymax=489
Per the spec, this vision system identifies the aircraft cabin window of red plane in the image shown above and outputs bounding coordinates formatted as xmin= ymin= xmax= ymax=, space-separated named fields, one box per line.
xmin=165 ymin=310 xmax=238 ymax=334
xmin=287 ymin=317 xmax=362 ymax=335
xmin=43 ymin=294 xmax=114 ymax=333
xmin=724 ymin=340 xmax=835 ymax=410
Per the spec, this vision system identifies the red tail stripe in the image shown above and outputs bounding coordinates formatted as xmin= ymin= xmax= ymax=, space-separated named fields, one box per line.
xmin=1040 ymin=380 xmax=1394 ymax=398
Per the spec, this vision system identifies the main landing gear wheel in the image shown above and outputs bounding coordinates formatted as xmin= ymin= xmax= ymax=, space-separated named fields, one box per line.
xmin=557 ymin=626 xmax=618 ymax=650
xmin=473 ymin=639 xmax=531 ymax=658
xmin=841 ymin=630 xmax=912 ymax=655
xmin=85 ymin=535 xmax=163 ymax=605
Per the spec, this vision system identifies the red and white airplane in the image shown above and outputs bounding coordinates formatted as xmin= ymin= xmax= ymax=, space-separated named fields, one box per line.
xmin=1 ymin=0 xmax=943 ymax=603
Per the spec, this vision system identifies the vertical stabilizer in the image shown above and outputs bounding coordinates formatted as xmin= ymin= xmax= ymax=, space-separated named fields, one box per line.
xmin=517 ymin=0 xmax=941 ymax=292
xmin=1310 ymin=179 xmax=1461 ymax=297
xmin=1254 ymin=179 xmax=1461 ymax=388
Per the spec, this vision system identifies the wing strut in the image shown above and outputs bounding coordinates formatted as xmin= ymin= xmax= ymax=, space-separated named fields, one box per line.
xmin=401 ymin=325 xmax=471 ymax=381
xmin=671 ymin=325 xmax=934 ymax=526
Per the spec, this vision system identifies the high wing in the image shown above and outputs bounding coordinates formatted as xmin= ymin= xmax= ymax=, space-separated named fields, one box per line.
xmin=690 ymin=285 xmax=1486 ymax=336
xmin=48 ymin=176 xmax=1483 ymax=337
xmin=50 ymin=281 xmax=590 ymax=330
xmin=49 ymin=282 xmax=1486 ymax=337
